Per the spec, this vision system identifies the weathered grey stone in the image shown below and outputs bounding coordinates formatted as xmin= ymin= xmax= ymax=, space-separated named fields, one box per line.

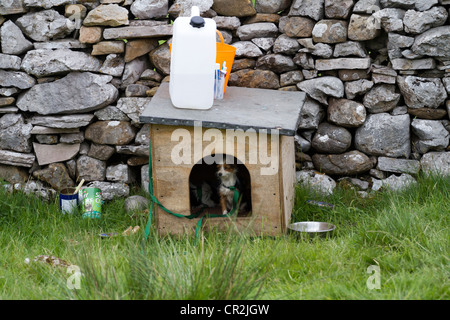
xmin=228 ymin=69 xmax=280 ymax=89
xmin=120 ymin=55 xmax=150 ymax=89
xmin=355 ymin=113 xmax=410 ymax=157
xmin=391 ymin=58 xmax=436 ymax=70
xmin=87 ymin=143 xmax=115 ymax=161
xmin=60 ymin=132 xmax=84 ymax=144
xmin=21 ymin=49 xmax=102 ymax=77
xmin=83 ymin=4 xmax=129 ymax=26
xmin=0 ymin=164 xmax=28 ymax=184
xmin=0 ymin=0 xmax=26 ymax=15
xmin=297 ymin=76 xmax=344 ymax=105
xmin=168 ymin=0 xmax=213 ymax=17
xmin=30 ymin=126 xmax=79 ymax=135
xmin=103 ymin=25 xmax=173 ymax=40
xmin=397 ymin=76 xmax=447 ymax=109
xmin=0 ymin=87 xmax=19 ymax=97
xmin=388 ymin=33 xmax=414 ymax=49
xmin=0 ymin=21 xmax=33 ymax=55
xmin=33 ymin=163 xmax=74 ymax=191
xmin=293 ymin=52 xmax=315 ymax=69
xmin=0 ymin=53 xmax=21 ymax=70
xmin=35 ymin=134 xmax=58 ymax=144
xmin=124 ymin=195 xmax=148 ymax=212
xmin=297 ymin=97 xmax=324 ymax=130
xmin=256 ymin=54 xmax=297 ymax=73
xmin=312 ymin=122 xmax=352 ymax=154
xmin=304 ymin=43 xmax=333 ymax=58
xmin=76 ymin=155 xmax=106 ymax=182
xmin=236 ymin=23 xmax=278 ymax=41
xmin=94 ymin=106 xmax=129 ymax=121
xmin=99 ymin=54 xmax=125 ymax=77
xmin=17 ymin=72 xmax=118 ymax=115
xmin=316 ymin=58 xmax=371 ymax=70
xmin=29 ymin=114 xmax=94 ymax=129
xmin=280 ymin=70 xmax=304 ymax=87
xmin=324 ymin=0 xmax=354 ymax=19
xmin=353 ymin=0 xmax=380 ymax=13
xmin=312 ymin=19 xmax=348 ymax=43
xmin=345 ymin=79 xmax=374 ymax=99
xmin=328 ymin=98 xmax=366 ymax=127
xmin=85 ymin=181 xmax=129 ymax=200
xmin=296 ymin=170 xmax=336 ymax=195
xmin=255 ymin=0 xmax=290 ymax=13
xmin=380 ymin=0 xmax=414 ymax=9
xmin=115 ymin=145 xmax=149 ymax=157
xmin=33 ymin=39 xmax=87 ymax=50
xmin=372 ymin=8 xmax=405 ymax=32
xmin=411 ymin=119 xmax=449 ymax=153
xmin=85 ymin=121 xmax=137 ymax=145
xmin=33 ymin=142 xmax=80 ymax=166
xmin=279 ymin=16 xmax=315 ymax=37
xmin=116 ymin=97 xmax=148 ymax=124
xmin=348 ymin=14 xmax=380 ymax=40
xmin=273 ymin=34 xmax=300 ymax=55
xmin=0 ymin=70 xmax=35 ymax=89
xmin=312 ymin=150 xmax=374 ymax=175
xmin=420 ymin=151 xmax=450 ymax=176
xmin=131 ymin=0 xmax=168 ymax=19
xmin=24 ymin=0 xmax=73 ymax=9
xmin=403 ymin=7 xmax=448 ymax=34
xmin=289 ymin=0 xmax=325 ymax=21
xmin=334 ymin=41 xmax=367 ymax=57
xmin=371 ymin=173 xmax=417 ymax=192
xmin=232 ymin=41 xmax=264 ymax=58
xmin=363 ymin=84 xmax=400 ymax=113
xmin=295 ymin=134 xmax=312 ymax=153
xmin=377 ymin=157 xmax=420 ymax=174
xmin=0 ymin=97 xmax=14 ymax=107
xmin=16 ymin=9 xmax=75 ymax=42
xmin=213 ymin=16 xmax=241 ymax=30
xmin=0 ymin=150 xmax=35 ymax=167
xmin=415 ymin=0 xmax=438 ymax=11
xmin=0 ymin=114 xmax=32 ymax=153
xmin=338 ymin=69 xmax=370 ymax=82
xmin=92 ymin=41 xmax=125 ymax=55
xmin=411 ymin=26 xmax=450 ymax=60
xmin=106 ymin=163 xmax=135 ymax=183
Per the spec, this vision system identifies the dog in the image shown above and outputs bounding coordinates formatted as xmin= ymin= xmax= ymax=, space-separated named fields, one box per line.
xmin=216 ymin=162 xmax=243 ymax=215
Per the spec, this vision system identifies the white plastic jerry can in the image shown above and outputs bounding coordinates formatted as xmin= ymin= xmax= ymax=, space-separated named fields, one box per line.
xmin=169 ymin=6 xmax=217 ymax=109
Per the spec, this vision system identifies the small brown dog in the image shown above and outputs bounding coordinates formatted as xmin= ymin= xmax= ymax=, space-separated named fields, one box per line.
xmin=216 ymin=162 xmax=240 ymax=215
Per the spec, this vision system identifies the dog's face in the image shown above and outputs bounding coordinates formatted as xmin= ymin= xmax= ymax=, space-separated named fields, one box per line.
xmin=216 ymin=163 xmax=237 ymax=179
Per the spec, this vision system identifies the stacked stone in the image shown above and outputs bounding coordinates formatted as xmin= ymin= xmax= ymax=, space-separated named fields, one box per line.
xmin=0 ymin=0 xmax=449 ymax=200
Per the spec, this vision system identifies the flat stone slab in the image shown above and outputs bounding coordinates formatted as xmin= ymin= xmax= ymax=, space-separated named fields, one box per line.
xmin=139 ymin=82 xmax=306 ymax=136
xmin=103 ymin=25 xmax=172 ymax=40
xmin=315 ymin=58 xmax=371 ymax=70
xmin=33 ymin=142 xmax=80 ymax=166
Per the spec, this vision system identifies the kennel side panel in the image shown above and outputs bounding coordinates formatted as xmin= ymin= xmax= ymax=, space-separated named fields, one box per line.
xmin=279 ymin=135 xmax=296 ymax=232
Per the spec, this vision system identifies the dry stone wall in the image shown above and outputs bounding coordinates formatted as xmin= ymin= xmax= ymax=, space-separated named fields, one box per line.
xmin=0 ymin=0 xmax=449 ymax=199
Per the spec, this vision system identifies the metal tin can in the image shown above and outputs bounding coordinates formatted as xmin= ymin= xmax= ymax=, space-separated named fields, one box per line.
xmin=81 ymin=187 xmax=102 ymax=219
xmin=59 ymin=187 xmax=79 ymax=214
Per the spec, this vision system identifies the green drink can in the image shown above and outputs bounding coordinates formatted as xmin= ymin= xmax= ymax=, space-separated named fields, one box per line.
xmin=81 ymin=187 xmax=102 ymax=219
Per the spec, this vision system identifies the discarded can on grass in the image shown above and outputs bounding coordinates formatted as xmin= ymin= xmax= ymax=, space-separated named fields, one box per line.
xmin=81 ymin=187 xmax=102 ymax=219
xmin=59 ymin=187 xmax=79 ymax=214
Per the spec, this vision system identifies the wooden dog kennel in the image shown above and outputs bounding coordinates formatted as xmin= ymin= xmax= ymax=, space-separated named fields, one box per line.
xmin=140 ymin=83 xmax=305 ymax=236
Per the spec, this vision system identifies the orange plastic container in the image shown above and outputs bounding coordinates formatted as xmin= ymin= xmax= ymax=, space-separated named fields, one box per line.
xmin=215 ymin=30 xmax=236 ymax=93
xmin=169 ymin=30 xmax=236 ymax=94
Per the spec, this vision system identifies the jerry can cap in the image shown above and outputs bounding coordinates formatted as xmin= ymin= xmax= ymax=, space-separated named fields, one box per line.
xmin=190 ymin=16 xmax=205 ymax=28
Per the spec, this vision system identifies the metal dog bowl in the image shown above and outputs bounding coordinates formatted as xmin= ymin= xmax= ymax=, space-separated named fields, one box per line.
xmin=288 ymin=221 xmax=336 ymax=238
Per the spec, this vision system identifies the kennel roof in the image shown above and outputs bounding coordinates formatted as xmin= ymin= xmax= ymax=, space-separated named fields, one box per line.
xmin=139 ymin=83 xmax=306 ymax=136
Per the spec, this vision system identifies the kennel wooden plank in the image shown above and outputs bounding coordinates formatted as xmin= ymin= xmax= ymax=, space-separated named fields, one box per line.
xmin=139 ymin=82 xmax=305 ymax=136
xmin=279 ymin=135 xmax=296 ymax=232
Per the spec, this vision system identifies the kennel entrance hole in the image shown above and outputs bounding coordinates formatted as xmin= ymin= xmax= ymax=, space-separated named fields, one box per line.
xmin=188 ymin=154 xmax=252 ymax=217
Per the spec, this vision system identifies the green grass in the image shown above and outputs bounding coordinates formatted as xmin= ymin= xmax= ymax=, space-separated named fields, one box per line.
xmin=0 ymin=174 xmax=448 ymax=300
